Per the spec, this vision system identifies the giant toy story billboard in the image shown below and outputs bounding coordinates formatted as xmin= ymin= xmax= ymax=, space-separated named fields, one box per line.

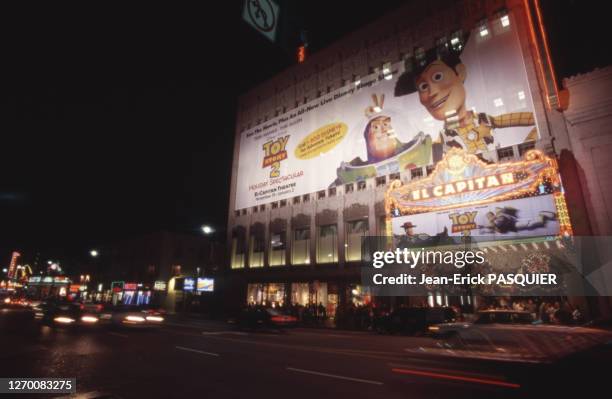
xmin=235 ymin=14 xmax=539 ymax=209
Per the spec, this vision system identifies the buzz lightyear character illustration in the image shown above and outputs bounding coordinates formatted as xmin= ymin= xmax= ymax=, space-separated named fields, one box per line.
xmin=479 ymin=207 xmax=557 ymax=235
xmin=394 ymin=33 xmax=537 ymax=159
xmin=331 ymin=94 xmax=431 ymax=186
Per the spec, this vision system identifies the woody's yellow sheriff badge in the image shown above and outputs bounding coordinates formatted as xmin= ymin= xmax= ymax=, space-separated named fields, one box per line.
xmin=455 ymin=117 xmax=494 ymax=153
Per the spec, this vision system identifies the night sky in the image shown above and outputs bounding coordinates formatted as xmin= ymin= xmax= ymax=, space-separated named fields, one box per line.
xmin=2 ymin=1 xmax=609 ymax=267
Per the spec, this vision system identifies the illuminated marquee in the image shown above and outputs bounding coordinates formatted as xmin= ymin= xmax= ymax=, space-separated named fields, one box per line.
xmin=386 ymin=149 xmax=561 ymax=215
xmin=410 ymin=172 xmax=516 ymax=200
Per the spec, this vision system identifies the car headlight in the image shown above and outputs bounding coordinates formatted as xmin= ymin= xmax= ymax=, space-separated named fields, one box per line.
xmin=81 ymin=316 xmax=99 ymax=323
xmin=125 ymin=315 xmax=145 ymax=322
xmin=428 ymin=326 xmax=440 ymax=332
xmin=145 ymin=316 xmax=164 ymax=322
xmin=54 ymin=316 xmax=76 ymax=324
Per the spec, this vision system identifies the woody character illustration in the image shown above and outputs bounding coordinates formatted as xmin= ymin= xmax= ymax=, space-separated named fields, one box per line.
xmin=394 ymin=33 xmax=537 ymax=158
xmin=480 ymin=207 xmax=557 ymax=235
xmin=395 ymin=220 xmax=450 ymax=248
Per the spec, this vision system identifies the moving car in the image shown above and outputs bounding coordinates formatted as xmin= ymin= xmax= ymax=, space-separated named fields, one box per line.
xmin=374 ymin=307 xmax=456 ymax=335
xmin=39 ymin=300 xmax=101 ymax=328
xmin=237 ymin=306 xmax=298 ymax=331
xmin=428 ymin=309 xmax=612 ymax=356
xmin=104 ymin=304 xmax=165 ymax=328
xmin=429 ymin=309 xmax=534 ymax=343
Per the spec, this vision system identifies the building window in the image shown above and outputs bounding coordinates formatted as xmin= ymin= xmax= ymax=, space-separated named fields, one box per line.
xmin=346 ymin=220 xmax=368 ymax=262
xmin=357 ymin=180 xmax=366 ymax=191
xmin=249 ymin=231 xmax=265 ymax=268
xmin=292 ymin=228 xmax=311 ymax=265
xmin=435 ymin=36 xmax=448 ymax=53
xmin=389 ymin=172 xmax=400 ymax=181
xmin=269 ymin=231 xmax=286 ymax=266
xmin=271 ymin=202 xmax=278 ymax=209
xmin=497 ymin=146 xmax=515 ymax=161
xmin=317 ymin=224 xmax=338 ymax=264
xmin=247 ymin=283 xmax=286 ymax=307
xmin=241 ymin=209 xmax=247 ymax=216
xmin=280 ymin=199 xmax=287 ymax=207
xmin=414 ymin=46 xmax=426 ymax=67
xmin=426 ymin=165 xmax=435 ymax=176
xmin=303 ymin=193 xmax=310 ymax=203
xmin=317 ymin=190 xmax=326 ymax=200
xmin=450 ymin=29 xmax=464 ymax=51
xmin=252 ymin=206 xmax=258 ymax=213
xmin=377 ymin=216 xmax=388 ymax=235
xmin=345 ymin=183 xmax=354 ymax=193
xmin=231 ymin=231 xmax=246 ymax=269
xmin=518 ymin=141 xmax=535 ymax=156
xmin=260 ymin=204 xmax=266 ymax=212
xmin=375 ymin=176 xmax=386 ymax=187
xmin=235 ymin=210 xmax=240 ymax=217
xmin=293 ymin=196 xmax=301 ymax=204
xmin=410 ymin=167 xmax=423 ymax=180
xmin=328 ymin=187 xmax=336 ymax=197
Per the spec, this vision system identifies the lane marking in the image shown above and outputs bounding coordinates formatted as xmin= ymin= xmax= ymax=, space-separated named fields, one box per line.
xmin=175 ymin=345 xmax=219 ymax=357
xmin=291 ymin=332 xmax=347 ymax=338
xmin=391 ymin=368 xmax=520 ymax=389
xmin=201 ymin=331 xmax=249 ymax=336
xmin=286 ymin=367 xmax=383 ymax=385
xmin=108 ymin=332 xmax=128 ymax=338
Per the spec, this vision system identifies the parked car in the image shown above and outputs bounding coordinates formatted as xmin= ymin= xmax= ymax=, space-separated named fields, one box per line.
xmin=237 ymin=306 xmax=298 ymax=331
xmin=374 ymin=307 xmax=456 ymax=335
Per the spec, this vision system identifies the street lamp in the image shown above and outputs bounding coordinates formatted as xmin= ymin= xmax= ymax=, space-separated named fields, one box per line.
xmin=201 ymin=225 xmax=214 ymax=235
xmin=90 ymin=250 xmax=99 ymax=257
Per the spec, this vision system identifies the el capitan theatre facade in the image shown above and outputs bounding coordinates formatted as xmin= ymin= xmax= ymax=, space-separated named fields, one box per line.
xmin=226 ymin=0 xmax=608 ymax=320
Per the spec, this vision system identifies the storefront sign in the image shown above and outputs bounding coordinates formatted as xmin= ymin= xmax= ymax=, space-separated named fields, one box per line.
xmin=184 ymin=278 xmax=195 ymax=291
xmin=154 ymin=281 xmax=167 ymax=291
xmin=124 ymin=283 xmax=137 ymax=291
xmin=196 ymin=278 xmax=214 ymax=292
xmin=7 ymin=251 xmax=20 ymax=279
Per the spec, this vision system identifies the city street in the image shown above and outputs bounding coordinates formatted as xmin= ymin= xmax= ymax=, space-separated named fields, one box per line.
xmin=2 ymin=310 xmax=611 ymax=399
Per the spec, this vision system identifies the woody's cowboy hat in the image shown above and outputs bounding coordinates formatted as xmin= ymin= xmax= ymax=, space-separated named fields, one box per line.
xmin=394 ymin=32 xmax=470 ymax=97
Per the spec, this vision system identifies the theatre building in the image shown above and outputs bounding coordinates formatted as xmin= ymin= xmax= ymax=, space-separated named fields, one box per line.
xmin=226 ymin=0 xmax=612 ymax=319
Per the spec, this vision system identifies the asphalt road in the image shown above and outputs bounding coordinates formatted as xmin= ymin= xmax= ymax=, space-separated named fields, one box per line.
xmin=1 ymin=309 xmax=611 ymax=399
